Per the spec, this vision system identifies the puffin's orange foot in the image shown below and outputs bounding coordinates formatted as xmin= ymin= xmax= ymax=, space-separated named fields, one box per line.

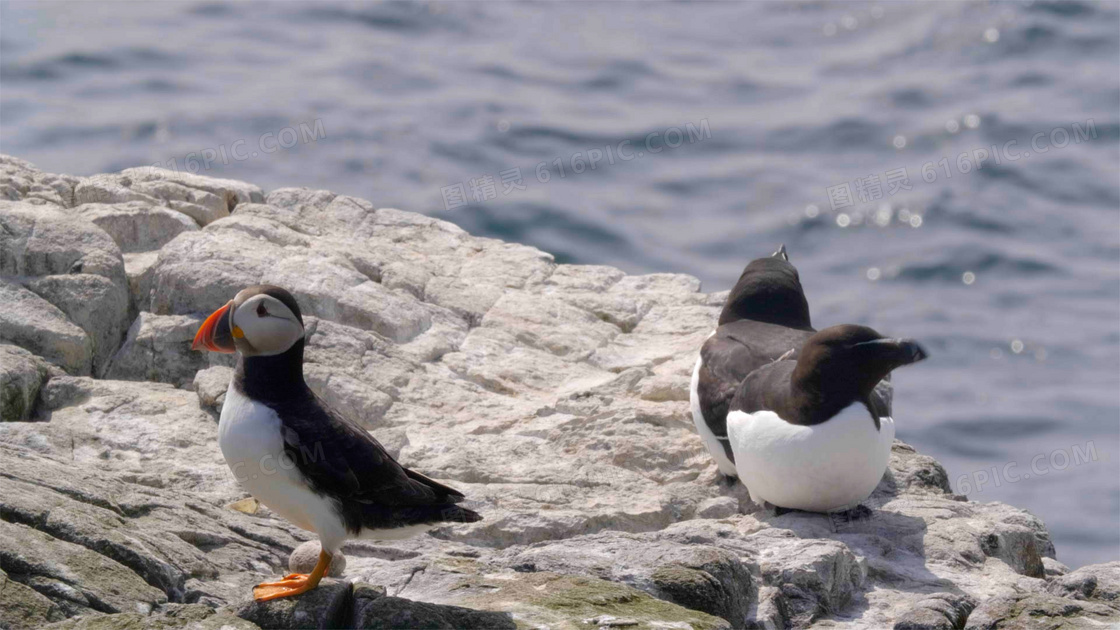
xmin=253 ymin=573 xmax=315 ymax=601
xmin=251 ymin=549 xmax=333 ymax=602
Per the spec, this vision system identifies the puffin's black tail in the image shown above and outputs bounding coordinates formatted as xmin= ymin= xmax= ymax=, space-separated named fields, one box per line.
xmin=405 ymin=467 xmax=467 ymax=500
xmin=438 ymin=504 xmax=483 ymax=523
xmin=353 ymin=502 xmax=483 ymax=534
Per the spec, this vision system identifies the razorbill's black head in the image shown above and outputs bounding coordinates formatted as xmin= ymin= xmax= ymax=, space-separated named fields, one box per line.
xmin=718 ymin=244 xmax=811 ymax=329
xmin=790 ymin=324 xmax=927 ymax=424
xmin=192 ymin=285 xmax=305 ymax=357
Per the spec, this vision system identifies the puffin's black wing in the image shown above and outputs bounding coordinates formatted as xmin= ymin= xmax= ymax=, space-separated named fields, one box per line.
xmin=699 ymin=320 xmax=814 ymax=437
xmin=275 ymin=387 xmax=481 ymax=532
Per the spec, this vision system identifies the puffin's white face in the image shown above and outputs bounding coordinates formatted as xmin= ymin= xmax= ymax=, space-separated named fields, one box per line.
xmin=230 ymin=293 xmax=304 ymax=357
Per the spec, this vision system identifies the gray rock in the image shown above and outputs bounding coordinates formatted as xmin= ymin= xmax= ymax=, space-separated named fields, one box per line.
xmin=495 ymin=530 xmax=754 ymax=625
xmin=0 ymin=201 xmax=130 ymax=375
xmin=0 ymin=567 xmax=66 ymax=630
xmin=288 ymin=541 xmax=347 ymax=578
xmin=75 ymin=201 xmax=198 ymax=253
xmin=0 ymin=441 xmax=305 ymax=612
xmin=428 ymin=571 xmax=730 ymax=629
xmin=650 ymin=561 xmax=749 ymax=624
xmin=0 ymin=279 xmax=92 ymax=375
xmin=0 ymin=520 xmax=167 ymax=616
xmin=75 ymin=168 xmax=263 ymax=228
xmin=963 ymin=592 xmax=1117 ymax=629
xmin=123 ymin=251 xmax=160 ymax=313
xmin=105 ymin=312 xmax=207 ymax=386
xmin=894 ymin=592 xmax=977 ymax=630
xmin=752 ymin=528 xmax=866 ymax=626
xmin=25 ymin=273 xmax=130 ymax=377
xmin=1047 ymin=561 xmax=1120 ymax=609
xmin=121 ymin=166 xmax=264 ymax=212
xmin=42 ymin=604 xmax=260 ymax=630
xmin=193 ymin=365 xmax=232 ymax=411
xmin=0 ymin=344 xmax=51 ymax=421
xmin=234 ymin=578 xmax=350 ymax=630
xmin=0 ymin=155 xmax=78 ymax=207
xmin=352 ymin=592 xmax=517 ymax=629
xmin=750 ymin=586 xmax=790 ymax=630
xmin=1044 ymin=557 xmax=1071 ymax=578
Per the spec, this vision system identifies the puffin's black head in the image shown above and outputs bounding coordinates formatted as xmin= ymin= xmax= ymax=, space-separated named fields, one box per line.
xmin=793 ymin=324 xmax=927 ymax=406
xmin=192 ymin=285 xmax=305 ymax=357
xmin=719 ymin=244 xmax=811 ymax=329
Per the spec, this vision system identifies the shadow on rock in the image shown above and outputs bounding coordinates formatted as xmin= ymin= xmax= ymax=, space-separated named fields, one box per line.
xmin=234 ymin=579 xmax=516 ymax=630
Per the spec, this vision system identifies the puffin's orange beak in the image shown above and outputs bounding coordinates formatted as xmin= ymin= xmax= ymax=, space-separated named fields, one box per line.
xmin=192 ymin=301 xmax=236 ymax=353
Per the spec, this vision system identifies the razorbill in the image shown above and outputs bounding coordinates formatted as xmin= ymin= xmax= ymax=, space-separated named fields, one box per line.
xmin=726 ymin=324 xmax=926 ymax=512
xmin=690 ymin=245 xmax=816 ymax=478
xmin=192 ymin=285 xmax=481 ymax=601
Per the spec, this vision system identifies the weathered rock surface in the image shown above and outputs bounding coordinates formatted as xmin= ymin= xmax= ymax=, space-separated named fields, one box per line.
xmin=0 ymin=155 xmax=1116 ymax=630
xmin=288 ymin=541 xmax=347 ymax=577
xmin=75 ymin=201 xmax=199 ymax=255
xmin=106 ymin=313 xmax=207 ymax=387
xmin=0 ymin=198 xmax=130 ymax=376
xmin=962 ymin=592 xmax=1117 ymax=630
xmin=0 ymin=344 xmax=53 ymax=422
xmin=1046 ymin=561 xmax=1120 ymax=609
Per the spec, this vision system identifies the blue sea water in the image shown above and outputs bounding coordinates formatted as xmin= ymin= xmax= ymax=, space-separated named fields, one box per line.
xmin=1 ymin=1 xmax=1117 ymax=569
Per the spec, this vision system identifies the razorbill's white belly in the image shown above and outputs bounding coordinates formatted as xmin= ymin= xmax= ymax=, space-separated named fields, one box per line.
xmin=728 ymin=403 xmax=894 ymax=512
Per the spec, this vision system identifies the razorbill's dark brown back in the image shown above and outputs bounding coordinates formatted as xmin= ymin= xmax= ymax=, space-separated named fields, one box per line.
xmin=192 ymin=285 xmax=481 ymax=601
xmin=690 ymin=246 xmax=817 ymax=477
xmin=726 ymin=324 xmax=927 ymax=512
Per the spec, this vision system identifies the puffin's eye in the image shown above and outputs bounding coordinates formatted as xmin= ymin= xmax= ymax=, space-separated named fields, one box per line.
xmin=256 ymin=302 xmax=268 ymax=317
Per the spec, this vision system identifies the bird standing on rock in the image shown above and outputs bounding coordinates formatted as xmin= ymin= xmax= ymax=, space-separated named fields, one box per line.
xmin=691 ymin=247 xmax=927 ymax=513
xmin=193 ymin=285 xmax=481 ymax=601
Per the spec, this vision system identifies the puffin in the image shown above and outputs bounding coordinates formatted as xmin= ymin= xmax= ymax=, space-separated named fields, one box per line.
xmin=690 ymin=247 xmax=927 ymax=512
xmin=192 ymin=285 xmax=481 ymax=601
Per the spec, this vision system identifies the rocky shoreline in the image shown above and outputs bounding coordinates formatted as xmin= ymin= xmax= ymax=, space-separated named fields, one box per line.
xmin=1 ymin=154 xmax=1116 ymax=629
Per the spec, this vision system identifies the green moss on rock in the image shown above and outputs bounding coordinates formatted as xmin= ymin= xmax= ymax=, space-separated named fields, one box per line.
xmin=450 ymin=571 xmax=731 ymax=630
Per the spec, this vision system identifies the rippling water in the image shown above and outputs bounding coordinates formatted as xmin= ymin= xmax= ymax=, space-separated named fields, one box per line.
xmin=2 ymin=0 xmax=1117 ymax=568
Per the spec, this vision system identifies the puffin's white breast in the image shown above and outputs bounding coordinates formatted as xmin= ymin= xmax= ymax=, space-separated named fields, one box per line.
xmin=218 ymin=383 xmax=347 ymax=549
xmin=727 ymin=403 xmax=894 ymax=512
xmin=690 ymin=352 xmax=738 ymax=477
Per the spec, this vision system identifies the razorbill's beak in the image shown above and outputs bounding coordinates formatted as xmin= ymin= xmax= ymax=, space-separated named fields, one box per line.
xmin=901 ymin=339 xmax=928 ymax=364
xmin=192 ymin=300 xmax=237 ymax=353
xmin=855 ymin=337 xmax=928 ymax=366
